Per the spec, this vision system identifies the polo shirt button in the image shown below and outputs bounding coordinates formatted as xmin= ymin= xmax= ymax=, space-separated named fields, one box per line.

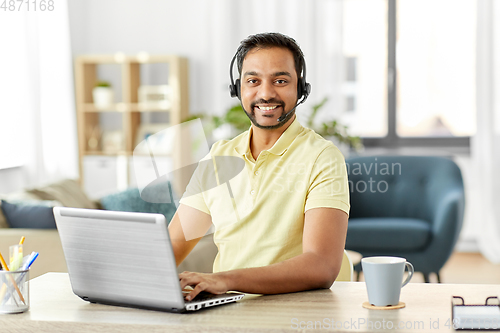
xmin=254 ymin=171 xmax=260 ymax=176
xmin=250 ymin=190 xmax=255 ymax=195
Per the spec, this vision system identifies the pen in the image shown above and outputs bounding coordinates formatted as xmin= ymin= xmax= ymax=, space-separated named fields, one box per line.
xmin=21 ymin=252 xmax=39 ymax=271
xmin=0 ymin=251 xmax=25 ymax=304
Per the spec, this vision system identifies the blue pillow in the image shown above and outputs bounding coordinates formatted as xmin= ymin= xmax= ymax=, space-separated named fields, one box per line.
xmin=99 ymin=187 xmax=177 ymax=223
xmin=0 ymin=200 xmax=57 ymax=229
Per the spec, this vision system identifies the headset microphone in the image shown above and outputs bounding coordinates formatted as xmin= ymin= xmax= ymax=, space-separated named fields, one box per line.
xmin=276 ymin=98 xmax=305 ymax=123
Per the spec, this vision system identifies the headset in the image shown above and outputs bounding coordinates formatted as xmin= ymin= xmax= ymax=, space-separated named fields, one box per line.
xmin=228 ymin=45 xmax=311 ymax=123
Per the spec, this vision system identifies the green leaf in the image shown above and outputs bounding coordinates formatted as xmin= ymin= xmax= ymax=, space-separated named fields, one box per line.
xmin=95 ymin=81 xmax=111 ymax=88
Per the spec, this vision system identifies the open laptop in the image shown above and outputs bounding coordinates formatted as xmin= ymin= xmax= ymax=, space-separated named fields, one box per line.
xmin=53 ymin=207 xmax=244 ymax=312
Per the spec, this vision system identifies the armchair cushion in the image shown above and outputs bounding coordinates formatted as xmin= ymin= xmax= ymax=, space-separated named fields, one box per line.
xmin=346 ymin=218 xmax=432 ymax=252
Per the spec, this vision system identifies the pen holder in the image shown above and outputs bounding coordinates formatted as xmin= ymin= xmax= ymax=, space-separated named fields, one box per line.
xmin=0 ymin=269 xmax=29 ymax=314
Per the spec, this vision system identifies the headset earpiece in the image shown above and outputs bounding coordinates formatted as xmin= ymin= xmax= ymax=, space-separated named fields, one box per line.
xmin=229 ymin=79 xmax=240 ymax=99
xmin=303 ymin=81 xmax=311 ymax=100
xmin=297 ymin=78 xmax=311 ymax=102
xmin=229 ymin=84 xmax=237 ymax=98
xmin=229 ymin=51 xmax=242 ymax=100
xmin=233 ymin=79 xmax=241 ymax=100
xmin=229 ymin=79 xmax=241 ymax=100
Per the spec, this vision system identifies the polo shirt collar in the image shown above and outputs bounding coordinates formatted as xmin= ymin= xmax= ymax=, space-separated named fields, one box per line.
xmin=234 ymin=117 xmax=302 ymax=157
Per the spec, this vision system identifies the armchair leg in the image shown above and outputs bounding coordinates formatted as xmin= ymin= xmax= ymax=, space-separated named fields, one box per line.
xmin=423 ymin=273 xmax=430 ymax=283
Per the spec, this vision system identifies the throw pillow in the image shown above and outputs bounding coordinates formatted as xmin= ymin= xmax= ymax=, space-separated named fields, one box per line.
xmin=0 ymin=200 xmax=57 ymax=229
xmin=100 ymin=187 xmax=177 ymax=223
xmin=0 ymin=192 xmax=51 ymax=229
xmin=27 ymin=179 xmax=97 ymax=209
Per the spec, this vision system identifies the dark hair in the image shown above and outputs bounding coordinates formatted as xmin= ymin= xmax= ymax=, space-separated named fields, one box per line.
xmin=236 ymin=32 xmax=305 ymax=79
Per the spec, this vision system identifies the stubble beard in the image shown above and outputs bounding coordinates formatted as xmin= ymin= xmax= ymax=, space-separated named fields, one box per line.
xmin=243 ymin=99 xmax=288 ymax=130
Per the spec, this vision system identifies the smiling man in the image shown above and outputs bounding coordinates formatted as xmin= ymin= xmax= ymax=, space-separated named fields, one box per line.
xmin=168 ymin=33 xmax=350 ymax=301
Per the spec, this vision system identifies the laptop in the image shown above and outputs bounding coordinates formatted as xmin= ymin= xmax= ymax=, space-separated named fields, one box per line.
xmin=53 ymin=207 xmax=244 ymax=312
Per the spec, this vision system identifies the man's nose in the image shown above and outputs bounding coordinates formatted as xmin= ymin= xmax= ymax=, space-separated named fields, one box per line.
xmin=257 ymin=80 xmax=277 ymax=101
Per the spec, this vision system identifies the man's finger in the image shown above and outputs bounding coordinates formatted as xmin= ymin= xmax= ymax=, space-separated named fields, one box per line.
xmin=186 ymin=282 xmax=206 ymax=301
xmin=178 ymin=271 xmax=191 ymax=280
xmin=180 ymin=273 xmax=201 ymax=290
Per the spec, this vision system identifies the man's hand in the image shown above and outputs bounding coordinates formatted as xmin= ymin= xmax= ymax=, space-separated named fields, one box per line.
xmin=179 ymin=271 xmax=230 ymax=301
xmin=176 ymin=207 xmax=348 ymax=297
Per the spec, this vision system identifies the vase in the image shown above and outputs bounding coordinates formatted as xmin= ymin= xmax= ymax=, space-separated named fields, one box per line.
xmin=92 ymin=87 xmax=114 ymax=109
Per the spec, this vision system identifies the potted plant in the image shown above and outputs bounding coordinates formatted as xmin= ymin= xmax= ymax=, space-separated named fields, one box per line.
xmin=305 ymin=97 xmax=363 ymax=153
xmin=92 ymin=81 xmax=114 ymax=109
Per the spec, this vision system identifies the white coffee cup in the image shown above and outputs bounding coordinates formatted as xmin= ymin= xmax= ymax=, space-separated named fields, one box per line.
xmin=361 ymin=256 xmax=414 ymax=307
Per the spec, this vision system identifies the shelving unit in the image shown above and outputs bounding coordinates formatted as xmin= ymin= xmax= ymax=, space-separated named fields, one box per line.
xmin=74 ymin=53 xmax=189 ymax=199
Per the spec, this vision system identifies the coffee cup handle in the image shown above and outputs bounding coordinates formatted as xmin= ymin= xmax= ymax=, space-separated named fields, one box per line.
xmin=401 ymin=262 xmax=414 ymax=287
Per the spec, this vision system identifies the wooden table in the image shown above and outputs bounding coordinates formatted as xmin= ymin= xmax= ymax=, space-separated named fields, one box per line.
xmin=0 ymin=273 xmax=498 ymax=332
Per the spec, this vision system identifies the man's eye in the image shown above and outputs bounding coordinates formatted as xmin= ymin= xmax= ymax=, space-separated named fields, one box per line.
xmin=275 ymin=79 xmax=287 ymax=84
xmin=247 ymin=79 xmax=258 ymax=84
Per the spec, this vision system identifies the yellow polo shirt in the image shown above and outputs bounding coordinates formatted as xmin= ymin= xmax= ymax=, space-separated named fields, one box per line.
xmin=179 ymin=118 xmax=350 ymax=273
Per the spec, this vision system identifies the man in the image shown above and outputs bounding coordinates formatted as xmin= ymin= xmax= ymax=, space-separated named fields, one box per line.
xmin=168 ymin=33 xmax=349 ymax=301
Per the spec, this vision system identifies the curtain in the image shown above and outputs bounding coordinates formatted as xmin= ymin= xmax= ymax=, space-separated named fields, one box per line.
xmin=473 ymin=0 xmax=500 ymax=263
xmin=0 ymin=0 xmax=78 ymax=187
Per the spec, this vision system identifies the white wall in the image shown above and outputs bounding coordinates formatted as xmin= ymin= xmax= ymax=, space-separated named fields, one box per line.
xmin=0 ymin=167 xmax=27 ymax=194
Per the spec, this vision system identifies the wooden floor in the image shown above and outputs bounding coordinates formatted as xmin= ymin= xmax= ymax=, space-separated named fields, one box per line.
xmin=357 ymin=252 xmax=500 ymax=284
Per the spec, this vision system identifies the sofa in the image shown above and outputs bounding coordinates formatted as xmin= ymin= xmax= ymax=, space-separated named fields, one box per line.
xmin=0 ymin=179 xmax=217 ymax=279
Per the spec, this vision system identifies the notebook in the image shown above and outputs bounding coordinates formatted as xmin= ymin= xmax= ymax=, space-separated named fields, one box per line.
xmin=53 ymin=207 xmax=244 ymax=312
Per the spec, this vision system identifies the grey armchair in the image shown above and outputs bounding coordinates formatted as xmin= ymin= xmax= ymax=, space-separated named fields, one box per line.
xmin=345 ymin=156 xmax=465 ymax=282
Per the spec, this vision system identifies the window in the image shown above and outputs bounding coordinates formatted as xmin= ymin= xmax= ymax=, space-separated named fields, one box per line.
xmin=339 ymin=0 xmax=388 ymax=138
xmin=0 ymin=12 xmax=29 ymax=169
xmin=338 ymin=0 xmax=475 ymax=148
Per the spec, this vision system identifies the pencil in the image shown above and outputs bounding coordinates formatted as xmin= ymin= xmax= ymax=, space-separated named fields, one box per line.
xmin=0 ymin=252 xmax=25 ymax=304
xmin=19 ymin=236 xmax=25 ymax=245
xmin=0 ymin=252 xmax=9 ymax=271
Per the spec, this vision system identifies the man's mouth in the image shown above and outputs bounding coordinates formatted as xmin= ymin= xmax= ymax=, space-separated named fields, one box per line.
xmin=257 ymin=105 xmax=278 ymax=111
xmin=255 ymin=105 xmax=281 ymax=115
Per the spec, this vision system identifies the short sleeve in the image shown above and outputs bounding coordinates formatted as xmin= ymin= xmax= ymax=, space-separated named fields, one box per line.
xmin=179 ymin=154 xmax=211 ymax=215
xmin=304 ymin=145 xmax=350 ymax=215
